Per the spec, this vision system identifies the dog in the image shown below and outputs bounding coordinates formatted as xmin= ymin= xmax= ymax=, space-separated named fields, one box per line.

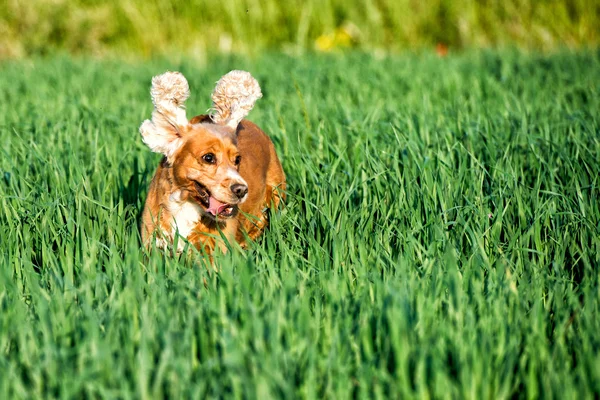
xmin=139 ymin=70 xmax=285 ymax=253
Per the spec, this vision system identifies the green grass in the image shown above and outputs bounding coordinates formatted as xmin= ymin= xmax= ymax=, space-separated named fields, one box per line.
xmin=1 ymin=0 xmax=599 ymax=58
xmin=0 ymin=50 xmax=599 ymax=398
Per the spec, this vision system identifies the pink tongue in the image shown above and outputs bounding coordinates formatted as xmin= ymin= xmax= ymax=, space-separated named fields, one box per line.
xmin=207 ymin=197 xmax=229 ymax=215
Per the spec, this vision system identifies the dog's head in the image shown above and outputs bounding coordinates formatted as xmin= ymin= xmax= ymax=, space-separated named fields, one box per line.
xmin=139 ymin=70 xmax=262 ymax=219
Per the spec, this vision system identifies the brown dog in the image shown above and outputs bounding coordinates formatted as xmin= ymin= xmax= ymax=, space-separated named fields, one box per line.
xmin=139 ymin=71 xmax=285 ymax=253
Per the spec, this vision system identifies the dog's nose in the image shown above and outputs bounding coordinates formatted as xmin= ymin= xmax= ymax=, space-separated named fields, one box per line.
xmin=231 ymin=183 xmax=248 ymax=199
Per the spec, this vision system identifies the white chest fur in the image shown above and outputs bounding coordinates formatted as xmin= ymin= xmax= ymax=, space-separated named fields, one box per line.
xmin=167 ymin=191 xmax=202 ymax=239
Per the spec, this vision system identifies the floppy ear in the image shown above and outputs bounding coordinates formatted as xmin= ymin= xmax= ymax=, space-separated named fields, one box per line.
xmin=139 ymin=71 xmax=191 ymax=160
xmin=210 ymin=70 xmax=262 ymax=130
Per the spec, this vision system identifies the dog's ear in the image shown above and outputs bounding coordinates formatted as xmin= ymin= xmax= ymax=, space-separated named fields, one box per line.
xmin=139 ymin=71 xmax=191 ymax=160
xmin=210 ymin=70 xmax=262 ymax=131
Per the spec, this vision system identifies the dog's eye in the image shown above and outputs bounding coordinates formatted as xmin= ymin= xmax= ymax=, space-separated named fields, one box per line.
xmin=202 ymin=153 xmax=216 ymax=164
xmin=234 ymin=155 xmax=242 ymax=166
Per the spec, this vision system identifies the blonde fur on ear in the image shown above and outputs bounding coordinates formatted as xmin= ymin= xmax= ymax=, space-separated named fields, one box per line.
xmin=210 ymin=70 xmax=262 ymax=130
xmin=150 ymin=71 xmax=190 ymax=128
xmin=140 ymin=71 xmax=191 ymax=159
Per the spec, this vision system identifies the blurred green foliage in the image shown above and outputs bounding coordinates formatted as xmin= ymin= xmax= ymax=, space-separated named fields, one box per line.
xmin=0 ymin=0 xmax=598 ymax=58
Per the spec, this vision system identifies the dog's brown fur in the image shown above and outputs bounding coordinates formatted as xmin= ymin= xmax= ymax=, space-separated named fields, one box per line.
xmin=139 ymin=71 xmax=285 ymax=253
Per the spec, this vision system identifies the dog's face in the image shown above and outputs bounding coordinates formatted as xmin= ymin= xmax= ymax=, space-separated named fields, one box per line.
xmin=139 ymin=71 xmax=261 ymax=219
xmin=172 ymin=124 xmax=248 ymax=219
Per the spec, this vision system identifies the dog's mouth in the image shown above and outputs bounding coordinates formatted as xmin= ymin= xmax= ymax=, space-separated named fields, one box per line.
xmin=193 ymin=182 xmax=237 ymax=218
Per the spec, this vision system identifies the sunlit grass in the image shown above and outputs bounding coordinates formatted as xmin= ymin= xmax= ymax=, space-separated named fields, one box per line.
xmin=1 ymin=0 xmax=598 ymax=58
xmin=0 ymin=50 xmax=599 ymax=397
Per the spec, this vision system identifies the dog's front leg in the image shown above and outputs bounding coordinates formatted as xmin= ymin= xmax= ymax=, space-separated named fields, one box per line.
xmin=217 ymin=219 xmax=240 ymax=253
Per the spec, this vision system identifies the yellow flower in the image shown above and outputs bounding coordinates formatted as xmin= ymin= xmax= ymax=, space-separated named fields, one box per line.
xmin=315 ymin=22 xmax=360 ymax=52
xmin=315 ymin=33 xmax=335 ymax=52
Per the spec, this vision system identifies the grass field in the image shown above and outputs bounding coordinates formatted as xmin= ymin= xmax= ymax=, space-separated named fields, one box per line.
xmin=0 ymin=50 xmax=599 ymax=398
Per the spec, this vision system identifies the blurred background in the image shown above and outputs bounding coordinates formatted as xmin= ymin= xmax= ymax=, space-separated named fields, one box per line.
xmin=0 ymin=0 xmax=598 ymax=59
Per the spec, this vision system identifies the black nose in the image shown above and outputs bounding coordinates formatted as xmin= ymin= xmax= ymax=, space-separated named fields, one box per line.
xmin=231 ymin=183 xmax=248 ymax=199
